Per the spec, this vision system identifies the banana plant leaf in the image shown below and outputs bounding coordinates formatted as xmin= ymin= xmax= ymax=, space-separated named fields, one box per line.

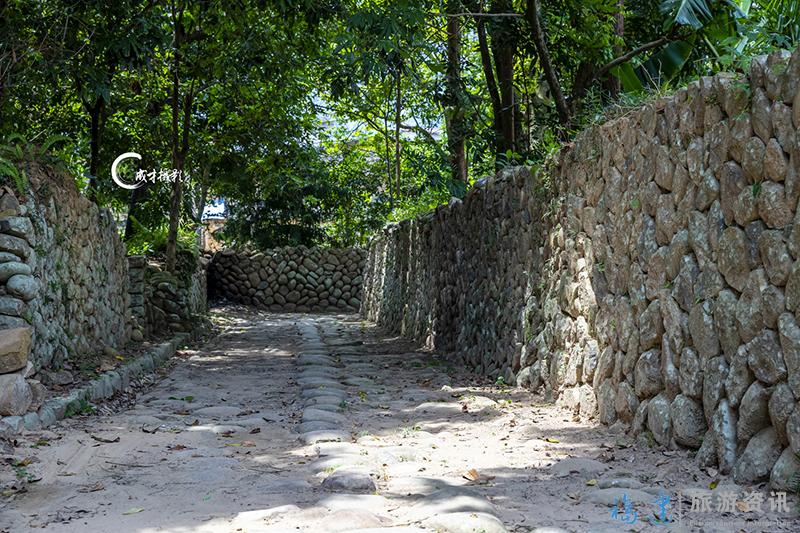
xmin=612 ymin=39 xmax=695 ymax=92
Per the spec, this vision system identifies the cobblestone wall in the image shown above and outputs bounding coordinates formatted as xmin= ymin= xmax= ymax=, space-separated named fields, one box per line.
xmin=362 ymin=48 xmax=800 ymax=489
xmin=142 ymin=258 xmax=208 ymax=335
xmin=209 ymin=247 xmax=365 ymax=312
xmin=361 ymin=169 xmax=545 ymax=376
xmin=0 ymin=165 xmax=130 ymax=420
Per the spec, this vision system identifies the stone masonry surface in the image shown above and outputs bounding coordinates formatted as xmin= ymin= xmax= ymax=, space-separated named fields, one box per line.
xmin=0 ymin=165 xmax=130 ymax=423
xmin=1 ymin=165 xmax=207 ymax=430
xmin=362 ymin=47 xmax=800 ymax=489
xmin=209 ymin=246 xmax=365 ymax=312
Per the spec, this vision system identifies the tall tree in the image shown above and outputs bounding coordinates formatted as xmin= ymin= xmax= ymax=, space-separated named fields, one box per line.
xmin=444 ymin=0 xmax=467 ymax=183
xmin=526 ymin=0 xmax=571 ymax=130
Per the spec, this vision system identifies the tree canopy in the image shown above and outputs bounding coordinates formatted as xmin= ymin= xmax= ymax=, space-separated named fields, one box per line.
xmin=1 ymin=0 xmax=797 ymax=258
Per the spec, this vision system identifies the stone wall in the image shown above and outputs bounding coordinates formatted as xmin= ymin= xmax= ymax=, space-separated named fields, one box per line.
xmin=1 ymin=164 xmax=210 ymax=427
xmin=142 ymin=257 xmax=208 ymax=335
xmin=362 ymin=48 xmax=800 ymax=489
xmin=1 ymin=165 xmax=130 ymax=417
xmin=361 ymin=170 xmax=544 ymax=376
xmin=209 ymin=247 xmax=366 ymax=312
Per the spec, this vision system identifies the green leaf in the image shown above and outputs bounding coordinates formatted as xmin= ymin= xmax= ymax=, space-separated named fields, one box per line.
xmin=661 ymin=0 xmax=713 ymax=29
xmin=641 ymin=40 xmax=695 ymax=86
xmin=611 ymin=63 xmax=644 ymax=93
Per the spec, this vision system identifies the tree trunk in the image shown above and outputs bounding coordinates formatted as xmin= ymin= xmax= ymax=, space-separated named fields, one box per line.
xmin=194 ymin=167 xmax=209 ymax=222
xmin=383 ymin=84 xmax=393 ymax=209
xmin=87 ymin=97 xmax=103 ymax=202
xmin=394 ymin=67 xmax=401 ymax=199
xmin=526 ymin=0 xmax=571 ymax=131
xmin=488 ymin=0 xmax=516 ymax=154
xmin=166 ymin=5 xmax=183 ymax=274
xmin=605 ymin=0 xmax=625 ymax=98
xmin=475 ymin=17 xmax=504 ymax=155
xmin=445 ymin=0 xmax=467 ymax=183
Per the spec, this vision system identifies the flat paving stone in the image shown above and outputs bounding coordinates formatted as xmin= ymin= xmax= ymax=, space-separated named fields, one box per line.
xmin=302 ymin=407 xmax=348 ymax=424
xmin=297 ymin=354 xmax=336 ymax=365
xmin=191 ymin=406 xmax=244 ymax=418
xmin=304 ymin=403 xmax=341 ymax=412
xmin=186 ymin=424 xmax=246 ymax=434
xmin=343 ymin=377 xmax=375 ymax=387
xmin=297 ymin=420 xmax=341 ymax=433
xmin=409 ymin=487 xmax=496 ymax=519
xmin=315 ymin=441 xmax=363 ymax=456
xmin=346 ymin=363 xmax=377 ymax=373
xmin=298 ymin=429 xmax=351 ymax=444
xmin=550 ymin=457 xmax=609 ymax=478
xmin=321 ymin=468 xmax=377 ymax=493
xmin=385 ymin=476 xmax=456 ymax=496
xmin=302 ymin=387 xmax=348 ymax=399
xmin=298 ymin=377 xmax=346 ymax=388
xmin=310 ymin=455 xmax=366 ymax=473
xmin=315 ymin=493 xmax=390 ymax=511
xmin=299 ymin=367 xmax=342 ymax=378
xmin=316 ymin=509 xmax=392 ymax=532
xmin=421 ymin=512 xmax=508 ymax=533
xmin=304 ymin=394 xmax=347 ymax=406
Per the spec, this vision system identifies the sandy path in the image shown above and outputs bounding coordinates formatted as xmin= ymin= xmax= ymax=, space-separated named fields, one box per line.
xmin=2 ymin=308 xmax=798 ymax=532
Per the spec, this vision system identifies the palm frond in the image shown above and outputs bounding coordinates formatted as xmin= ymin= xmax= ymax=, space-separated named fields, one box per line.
xmin=661 ymin=0 xmax=714 ymax=29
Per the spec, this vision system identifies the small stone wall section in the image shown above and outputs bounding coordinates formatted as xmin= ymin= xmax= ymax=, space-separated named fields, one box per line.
xmin=128 ymin=256 xmax=146 ymax=327
xmin=143 ymin=258 xmax=208 ymax=335
xmin=362 ymin=48 xmax=800 ymax=490
xmin=209 ymin=247 xmax=366 ymax=312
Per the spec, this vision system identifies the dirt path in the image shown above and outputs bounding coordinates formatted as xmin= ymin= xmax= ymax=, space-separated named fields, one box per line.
xmin=2 ymin=308 xmax=798 ymax=532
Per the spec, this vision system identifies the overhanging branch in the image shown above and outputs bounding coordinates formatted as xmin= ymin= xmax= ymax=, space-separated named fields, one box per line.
xmin=594 ymin=36 xmax=670 ymax=80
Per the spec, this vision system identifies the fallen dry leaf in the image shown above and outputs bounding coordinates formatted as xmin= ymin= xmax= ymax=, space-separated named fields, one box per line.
xmin=462 ymin=468 xmax=495 ymax=484
xmin=586 ymin=479 xmax=597 ymax=486
xmin=544 ymin=437 xmax=560 ymax=444
xmin=77 ymin=482 xmax=105 ymax=493
xmin=89 ymin=435 xmax=120 ymax=444
xmin=463 ymin=468 xmax=479 ymax=481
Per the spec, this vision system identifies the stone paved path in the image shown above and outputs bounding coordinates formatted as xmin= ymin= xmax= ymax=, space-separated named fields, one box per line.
xmin=2 ymin=308 xmax=798 ymax=532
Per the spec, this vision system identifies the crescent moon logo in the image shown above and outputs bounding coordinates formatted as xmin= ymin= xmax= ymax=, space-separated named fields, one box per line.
xmin=111 ymin=152 xmax=143 ymax=190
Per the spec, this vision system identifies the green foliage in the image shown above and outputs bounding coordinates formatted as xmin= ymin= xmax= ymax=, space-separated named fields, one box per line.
xmin=125 ymin=217 xmax=198 ymax=259
xmin=662 ymin=0 xmax=713 ymax=30
xmin=64 ymin=398 xmax=96 ymax=418
xmin=1 ymin=0 xmax=797 ymax=246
